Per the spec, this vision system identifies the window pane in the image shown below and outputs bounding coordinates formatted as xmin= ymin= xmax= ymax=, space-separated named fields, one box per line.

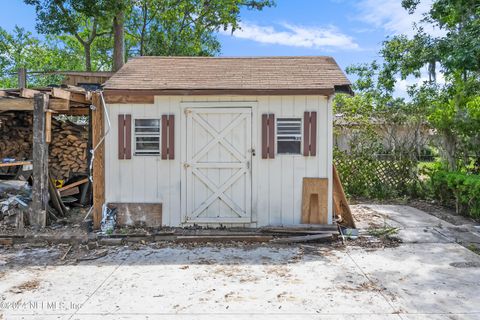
xmin=278 ymin=141 xmax=301 ymax=154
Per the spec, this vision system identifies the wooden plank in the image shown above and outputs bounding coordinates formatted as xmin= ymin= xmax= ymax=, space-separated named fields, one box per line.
xmin=0 ymin=161 xmax=32 ymax=167
xmin=175 ymin=235 xmax=272 ymax=243
xmin=29 ymin=93 xmax=49 ymax=229
xmin=301 ymin=178 xmax=328 ymax=224
xmin=108 ymin=203 xmax=162 ymax=227
xmin=59 ymin=186 xmax=80 ymax=197
xmin=262 ymin=224 xmax=338 ymax=231
xmin=104 ymin=94 xmax=154 ymax=104
xmin=57 ymin=178 xmax=89 ymax=192
xmin=0 ymin=97 xmax=33 ymax=111
xmin=20 ymin=88 xmax=40 ymax=98
xmin=45 ymin=111 xmax=52 ymax=143
xmin=60 ymin=108 xmax=89 ymax=116
xmin=92 ymin=92 xmax=105 ymax=230
xmin=49 ymin=98 xmax=70 ymax=111
xmin=52 ymin=87 xmax=90 ymax=104
xmin=333 ymin=165 xmax=355 ymax=228
xmin=270 ymin=233 xmax=333 ymax=243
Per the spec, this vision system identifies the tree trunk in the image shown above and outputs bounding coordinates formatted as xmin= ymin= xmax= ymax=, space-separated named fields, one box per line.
xmin=84 ymin=43 xmax=92 ymax=71
xmin=113 ymin=10 xmax=125 ymax=71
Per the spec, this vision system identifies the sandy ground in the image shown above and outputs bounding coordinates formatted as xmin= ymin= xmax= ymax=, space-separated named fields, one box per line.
xmin=1 ymin=205 xmax=480 ymax=320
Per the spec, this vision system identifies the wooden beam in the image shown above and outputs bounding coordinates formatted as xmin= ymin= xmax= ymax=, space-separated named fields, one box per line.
xmin=49 ymin=98 xmax=70 ymax=111
xmin=104 ymin=94 xmax=154 ymax=104
xmin=0 ymin=97 xmax=33 ymax=111
xmin=60 ymin=108 xmax=90 ymax=116
xmin=29 ymin=93 xmax=49 ymax=229
xmin=51 ymin=87 xmax=90 ymax=104
xmin=20 ymin=88 xmax=40 ymax=98
xmin=91 ymin=92 xmax=105 ymax=230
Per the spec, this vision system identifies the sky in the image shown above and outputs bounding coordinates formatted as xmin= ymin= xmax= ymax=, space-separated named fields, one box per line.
xmin=0 ymin=0 xmax=440 ymax=97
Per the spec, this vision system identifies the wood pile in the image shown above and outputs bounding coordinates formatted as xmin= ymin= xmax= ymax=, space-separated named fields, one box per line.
xmin=0 ymin=112 xmax=32 ymax=160
xmin=0 ymin=112 xmax=89 ymax=180
xmin=49 ymin=120 xmax=89 ymax=180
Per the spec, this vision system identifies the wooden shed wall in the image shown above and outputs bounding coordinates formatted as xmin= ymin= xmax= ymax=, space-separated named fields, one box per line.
xmin=104 ymin=95 xmax=332 ymax=227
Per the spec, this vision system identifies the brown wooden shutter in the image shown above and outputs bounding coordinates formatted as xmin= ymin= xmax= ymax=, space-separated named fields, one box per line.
xmin=303 ymin=111 xmax=317 ymax=156
xmin=168 ymin=115 xmax=175 ymax=159
xmin=161 ymin=115 xmax=168 ymax=160
xmin=262 ymin=114 xmax=275 ymax=159
xmin=124 ymin=114 xmax=132 ymax=159
xmin=310 ymin=111 xmax=317 ymax=156
xmin=268 ymin=114 xmax=275 ymax=158
xmin=118 ymin=114 xmax=132 ymax=159
xmin=161 ymin=114 xmax=175 ymax=160
xmin=118 ymin=115 xmax=125 ymax=160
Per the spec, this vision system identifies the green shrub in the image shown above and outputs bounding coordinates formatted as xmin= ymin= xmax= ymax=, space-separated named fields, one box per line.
xmin=428 ymin=170 xmax=480 ymax=219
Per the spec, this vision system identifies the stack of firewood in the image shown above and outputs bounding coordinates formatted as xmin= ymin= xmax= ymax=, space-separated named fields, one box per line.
xmin=49 ymin=120 xmax=89 ymax=180
xmin=0 ymin=112 xmax=89 ymax=180
xmin=0 ymin=112 xmax=33 ymax=160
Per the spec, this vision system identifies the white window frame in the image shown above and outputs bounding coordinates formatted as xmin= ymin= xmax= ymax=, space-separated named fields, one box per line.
xmin=134 ymin=118 xmax=161 ymax=156
xmin=276 ymin=117 xmax=303 ymax=155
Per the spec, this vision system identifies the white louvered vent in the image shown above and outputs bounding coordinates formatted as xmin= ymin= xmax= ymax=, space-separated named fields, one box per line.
xmin=277 ymin=118 xmax=302 ymax=154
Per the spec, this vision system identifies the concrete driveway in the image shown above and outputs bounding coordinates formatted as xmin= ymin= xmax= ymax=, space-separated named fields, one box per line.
xmin=1 ymin=205 xmax=480 ymax=319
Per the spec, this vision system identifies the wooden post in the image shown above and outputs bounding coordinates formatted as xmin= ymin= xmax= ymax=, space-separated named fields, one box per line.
xmin=29 ymin=93 xmax=49 ymax=228
xmin=17 ymin=68 xmax=27 ymax=89
xmin=91 ymin=92 xmax=105 ymax=229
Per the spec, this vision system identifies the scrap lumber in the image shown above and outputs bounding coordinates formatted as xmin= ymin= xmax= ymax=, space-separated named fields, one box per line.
xmin=175 ymin=235 xmax=273 ymax=243
xmin=59 ymin=186 xmax=80 ymax=197
xmin=333 ymin=165 xmax=356 ymax=228
xmin=57 ymin=178 xmax=88 ymax=192
xmin=20 ymin=88 xmax=40 ymax=99
xmin=262 ymin=224 xmax=338 ymax=231
xmin=270 ymin=233 xmax=333 ymax=243
xmin=261 ymin=229 xmax=336 ymax=235
xmin=301 ymin=178 xmax=329 ymax=224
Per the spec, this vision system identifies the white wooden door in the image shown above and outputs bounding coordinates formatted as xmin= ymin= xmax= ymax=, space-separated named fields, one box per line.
xmin=184 ymin=107 xmax=252 ymax=223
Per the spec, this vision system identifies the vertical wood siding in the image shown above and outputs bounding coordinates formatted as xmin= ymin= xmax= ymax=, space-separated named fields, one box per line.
xmin=105 ymin=95 xmax=331 ymax=227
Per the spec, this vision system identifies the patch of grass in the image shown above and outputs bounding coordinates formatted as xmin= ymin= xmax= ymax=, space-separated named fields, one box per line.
xmin=368 ymin=227 xmax=399 ymax=237
xmin=467 ymin=243 xmax=480 ymax=255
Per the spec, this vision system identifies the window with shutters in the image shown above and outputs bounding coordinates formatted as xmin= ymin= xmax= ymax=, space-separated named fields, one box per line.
xmin=276 ymin=118 xmax=302 ymax=154
xmin=134 ymin=119 xmax=161 ymax=155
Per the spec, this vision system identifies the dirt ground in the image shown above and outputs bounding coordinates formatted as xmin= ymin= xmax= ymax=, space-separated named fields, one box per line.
xmin=1 ymin=205 xmax=480 ymax=319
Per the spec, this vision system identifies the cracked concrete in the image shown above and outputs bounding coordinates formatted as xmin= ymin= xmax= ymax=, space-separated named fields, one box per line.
xmin=1 ymin=205 xmax=479 ymax=319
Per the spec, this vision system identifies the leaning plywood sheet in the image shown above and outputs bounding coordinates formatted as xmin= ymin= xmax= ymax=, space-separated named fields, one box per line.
xmin=301 ymin=178 xmax=329 ymax=224
xmin=108 ymin=203 xmax=162 ymax=227
xmin=333 ymin=165 xmax=356 ymax=228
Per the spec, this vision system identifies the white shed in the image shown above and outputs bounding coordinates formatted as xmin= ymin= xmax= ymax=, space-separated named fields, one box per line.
xmin=102 ymin=56 xmax=351 ymax=228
